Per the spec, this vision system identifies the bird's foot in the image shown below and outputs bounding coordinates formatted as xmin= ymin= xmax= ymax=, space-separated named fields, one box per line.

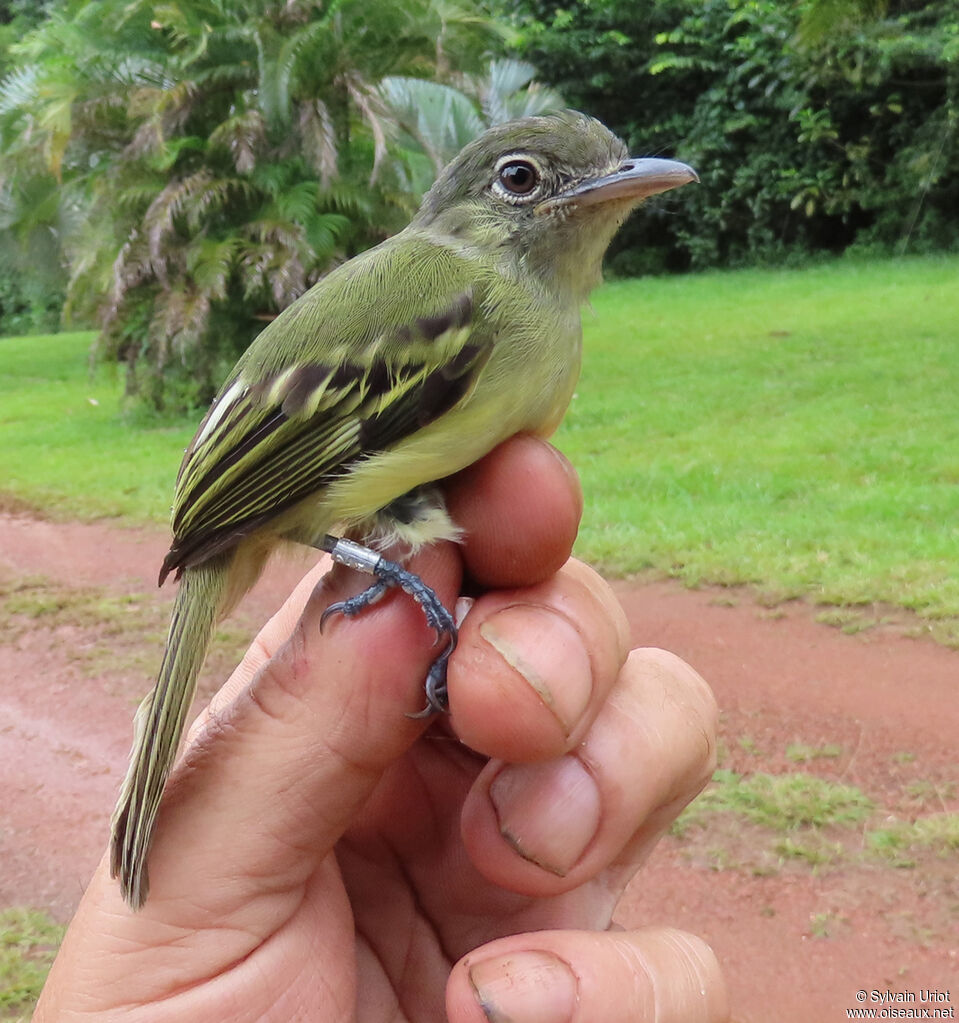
xmin=319 ymin=535 xmax=456 ymax=715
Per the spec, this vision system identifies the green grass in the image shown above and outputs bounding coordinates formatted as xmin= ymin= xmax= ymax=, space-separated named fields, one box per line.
xmin=670 ymin=768 xmax=876 ymax=876
xmin=0 ymin=331 xmax=194 ymax=521
xmin=0 ymin=907 xmax=63 ymax=1019
xmin=1 ymin=254 xmax=958 ymax=624
xmin=867 ymin=813 xmax=959 ymax=866
xmin=676 ymin=769 xmax=875 ymax=834
xmin=672 ymin=768 xmax=958 ymax=885
xmin=784 ymin=742 xmax=844 ymax=763
xmin=558 ymin=254 xmax=959 ymax=623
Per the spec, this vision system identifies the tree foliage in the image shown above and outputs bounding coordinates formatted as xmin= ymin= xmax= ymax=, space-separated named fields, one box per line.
xmin=3 ymin=0 xmax=956 ymax=402
xmin=0 ymin=0 xmax=515 ymax=407
xmin=506 ymin=0 xmax=959 ymax=271
xmin=0 ymin=0 xmax=65 ymax=332
xmin=379 ymin=58 xmax=563 ymax=177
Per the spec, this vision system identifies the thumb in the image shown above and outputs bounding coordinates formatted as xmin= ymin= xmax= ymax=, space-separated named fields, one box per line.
xmin=448 ymin=927 xmax=729 ymax=1023
xmin=144 ymin=543 xmax=461 ymax=912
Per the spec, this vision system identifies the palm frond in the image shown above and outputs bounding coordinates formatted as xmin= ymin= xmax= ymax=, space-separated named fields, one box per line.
xmin=343 ymin=73 xmax=390 ymax=183
xmin=237 ymin=236 xmax=307 ymax=307
xmin=378 ymin=75 xmax=483 ymax=172
xmin=186 ymin=235 xmax=242 ymax=301
xmin=124 ymin=116 xmax=166 ymax=160
xmin=269 ymin=18 xmax=331 ymax=126
xmin=478 ymin=58 xmax=536 ymax=124
xmin=150 ymin=283 xmax=212 ymax=364
xmin=318 ymin=178 xmax=376 ymax=216
xmin=110 ymin=229 xmax=155 ymax=311
xmin=208 ymin=109 xmax=266 ymax=173
xmin=0 ymin=63 xmax=41 ymax=115
xmin=299 ymin=98 xmax=338 ymax=186
xmin=302 ymin=210 xmax=350 ymax=263
xmin=500 ymin=81 xmax=564 ymax=122
xmin=274 ymin=179 xmax=320 ymax=224
xmin=453 ymin=58 xmax=563 ymax=127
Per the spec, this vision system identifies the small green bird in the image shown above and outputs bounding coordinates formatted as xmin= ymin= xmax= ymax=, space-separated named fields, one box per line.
xmin=110 ymin=110 xmax=697 ymax=908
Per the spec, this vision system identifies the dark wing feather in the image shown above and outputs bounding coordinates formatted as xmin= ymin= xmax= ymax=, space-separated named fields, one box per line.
xmin=161 ymin=281 xmax=489 ymax=580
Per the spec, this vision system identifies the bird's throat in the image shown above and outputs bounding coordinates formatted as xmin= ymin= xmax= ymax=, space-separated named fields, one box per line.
xmin=526 ymin=200 xmax=635 ymax=304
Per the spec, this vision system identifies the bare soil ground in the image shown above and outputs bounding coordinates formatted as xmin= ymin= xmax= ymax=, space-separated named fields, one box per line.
xmin=1 ymin=513 xmax=956 ymax=1022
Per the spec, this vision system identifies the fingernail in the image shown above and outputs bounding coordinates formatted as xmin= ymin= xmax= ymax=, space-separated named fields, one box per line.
xmin=469 ymin=950 xmax=577 ymax=1023
xmin=454 ymin=596 xmax=475 ymax=627
xmin=489 ymin=756 xmax=600 ymax=875
xmin=479 ymin=607 xmax=591 ymax=735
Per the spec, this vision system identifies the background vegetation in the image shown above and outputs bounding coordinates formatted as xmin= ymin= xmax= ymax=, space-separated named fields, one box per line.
xmin=2 ymin=0 xmax=957 ymax=408
xmin=1 ymin=0 xmax=956 ymax=627
xmin=509 ymin=0 xmax=959 ymax=274
xmin=0 ymin=907 xmax=63 ymax=1020
xmin=3 ymin=254 xmax=957 ymax=637
xmin=0 ymin=0 xmax=556 ymax=406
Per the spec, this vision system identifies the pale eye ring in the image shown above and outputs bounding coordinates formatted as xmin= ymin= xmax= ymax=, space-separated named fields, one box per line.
xmin=493 ymin=155 xmax=543 ymax=202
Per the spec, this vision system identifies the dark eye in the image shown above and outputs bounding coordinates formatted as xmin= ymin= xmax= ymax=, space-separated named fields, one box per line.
xmin=498 ymin=160 xmax=539 ymax=196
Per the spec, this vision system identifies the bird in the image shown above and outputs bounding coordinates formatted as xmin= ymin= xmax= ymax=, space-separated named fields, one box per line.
xmin=110 ymin=109 xmax=697 ymax=909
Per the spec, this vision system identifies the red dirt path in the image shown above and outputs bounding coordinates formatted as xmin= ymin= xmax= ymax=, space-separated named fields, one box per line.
xmin=1 ymin=513 xmax=956 ymax=1021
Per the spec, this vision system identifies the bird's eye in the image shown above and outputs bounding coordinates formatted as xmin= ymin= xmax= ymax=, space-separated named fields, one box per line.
xmin=497 ymin=160 xmax=540 ymax=197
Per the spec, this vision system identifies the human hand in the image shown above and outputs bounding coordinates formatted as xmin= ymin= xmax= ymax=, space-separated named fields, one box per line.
xmin=36 ymin=435 xmax=727 ymax=1022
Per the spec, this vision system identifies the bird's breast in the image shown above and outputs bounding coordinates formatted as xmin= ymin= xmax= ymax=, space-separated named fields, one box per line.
xmin=323 ymin=301 xmax=582 ymax=523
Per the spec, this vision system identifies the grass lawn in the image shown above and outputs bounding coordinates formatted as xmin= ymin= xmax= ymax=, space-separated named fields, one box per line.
xmin=563 ymin=254 xmax=959 ymax=624
xmin=1 ymin=254 xmax=957 ymax=624
xmin=0 ymin=333 xmax=194 ymax=522
xmin=0 ymin=907 xmax=63 ymax=1020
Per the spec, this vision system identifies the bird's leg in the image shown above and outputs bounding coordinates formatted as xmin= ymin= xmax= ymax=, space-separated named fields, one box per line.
xmin=316 ymin=535 xmax=455 ymax=716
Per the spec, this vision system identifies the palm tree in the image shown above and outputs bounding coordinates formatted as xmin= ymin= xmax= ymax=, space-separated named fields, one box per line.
xmin=1 ymin=0 xmax=503 ymax=407
xmin=378 ymin=58 xmax=564 ymax=181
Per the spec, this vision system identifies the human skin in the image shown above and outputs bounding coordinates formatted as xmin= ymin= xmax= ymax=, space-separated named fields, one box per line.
xmin=35 ymin=435 xmax=728 ymax=1023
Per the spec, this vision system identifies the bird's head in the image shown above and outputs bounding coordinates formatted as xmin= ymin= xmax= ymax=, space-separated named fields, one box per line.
xmin=412 ymin=110 xmax=697 ymax=301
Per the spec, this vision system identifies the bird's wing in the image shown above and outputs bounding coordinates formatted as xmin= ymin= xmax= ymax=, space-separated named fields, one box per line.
xmin=161 ymin=237 xmax=494 ymax=579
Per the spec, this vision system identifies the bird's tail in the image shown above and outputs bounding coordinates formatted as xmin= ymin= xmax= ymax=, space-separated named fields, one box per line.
xmin=110 ymin=555 xmax=228 ymax=909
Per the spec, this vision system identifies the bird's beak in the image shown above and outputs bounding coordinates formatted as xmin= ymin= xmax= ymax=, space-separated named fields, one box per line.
xmin=560 ymin=157 xmax=699 ymax=206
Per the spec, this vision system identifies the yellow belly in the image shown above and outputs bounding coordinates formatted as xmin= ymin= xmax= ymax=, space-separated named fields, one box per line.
xmin=322 ymin=322 xmax=581 ymax=524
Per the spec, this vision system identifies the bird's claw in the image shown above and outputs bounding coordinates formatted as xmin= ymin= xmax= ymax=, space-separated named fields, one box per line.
xmin=320 ymin=581 xmax=389 ymax=632
xmin=320 ymin=547 xmax=457 ymax=713
xmin=407 ymin=638 xmax=454 ymax=717
xmin=319 ymin=603 xmax=340 ymax=633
